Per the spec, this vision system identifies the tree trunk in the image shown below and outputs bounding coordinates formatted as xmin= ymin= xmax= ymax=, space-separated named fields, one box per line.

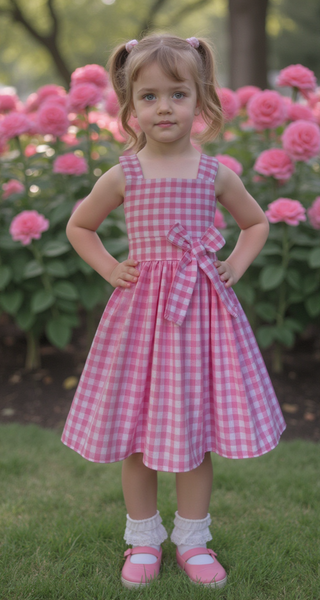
xmin=228 ymin=0 xmax=269 ymax=90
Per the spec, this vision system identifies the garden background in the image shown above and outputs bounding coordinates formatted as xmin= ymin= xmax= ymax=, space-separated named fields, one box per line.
xmin=0 ymin=1 xmax=320 ymax=598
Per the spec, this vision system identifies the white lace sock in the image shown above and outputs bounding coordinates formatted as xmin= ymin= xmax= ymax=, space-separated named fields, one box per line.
xmin=171 ymin=512 xmax=214 ymax=565
xmin=124 ymin=511 xmax=168 ymax=565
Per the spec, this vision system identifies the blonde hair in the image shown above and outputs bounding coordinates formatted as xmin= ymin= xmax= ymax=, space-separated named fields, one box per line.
xmin=108 ymin=33 xmax=224 ymax=152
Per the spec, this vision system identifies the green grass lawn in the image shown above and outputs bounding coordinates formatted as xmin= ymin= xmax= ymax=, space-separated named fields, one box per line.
xmin=0 ymin=424 xmax=319 ymax=600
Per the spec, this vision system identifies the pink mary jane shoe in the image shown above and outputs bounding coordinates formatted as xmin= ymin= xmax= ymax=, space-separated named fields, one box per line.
xmin=176 ymin=547 xmax=227 ymax=588
xmin=121 ymin=546 xmax=162 ymax=589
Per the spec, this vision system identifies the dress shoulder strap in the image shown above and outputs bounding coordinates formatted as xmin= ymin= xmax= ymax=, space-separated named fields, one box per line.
xmin=119 ymin=154 xmax=144 ymax=179
xmin=198 ymin=154 xmax=219 ymax=182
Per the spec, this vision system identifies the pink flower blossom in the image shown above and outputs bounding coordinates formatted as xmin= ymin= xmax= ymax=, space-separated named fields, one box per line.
xmin=105 ymin=88 xmax=120 ymax=117
xmin=60 ymin=133 xmax=78 ymax=146
xmin=214 ymin=207 xmax=227 ymax=229
xmin=71 ymin=64 xmax=108 ymax=89
xmin=53 ymin=152 xmax=88 ymax=175
xmin=9 ymin=210 xmax=49 ymax=245
xmin=308 ymin=197 xmax=320 ymax=229
xmin=217 ymin=88 xmax=240 ymax=121
xmin=191 ymin=114 xmax=206 ymax=135
xmin=276 ymin=64 xmax=317 ymax=93
xmin=254 ymin=149 xmax=295 ymax=181
xmin=68 ymin=83 xmax=103 ymax=112
xmin=282 ymin=119 xmax=320 ymax=161
xmin=265 ymin=198 xmax=306 ymax=226
xmin=247 ymin=90 xmax=287 ymax=130
xmin=24 ymin=92 xmax=40 ymax=113
xmin=0 ymin=112 xmax=31 ymax=140
xmin=37 ymin=101 xmax=70 ymax=137
xmin=287 ymin=103 xmax=316 ymax=123
xmin=216 ymin=154 xmax=243 ymax=176
xmin=236 ymin=86 xmax=261 ymax=107
xmin=307 ymin=88 xmax=320 ymax=109
xmin=2 ymin=179 xmax=25 ymax=199
xmin=0 ymin=94 xmax=19 ymax=113
xmin=24 ymin=144 xmax=38 ymax=157
xmin=37 ymin=84 xmax=67 ymax=105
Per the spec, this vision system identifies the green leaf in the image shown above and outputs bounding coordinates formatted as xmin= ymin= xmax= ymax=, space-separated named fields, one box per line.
xmin=287 ymin=291 xmax=304 ymax=305
xmin=255 ymin=302 xmax=277 ymax=323
xmin=274 ymin=326 xmax=295 ymax=348
xmin=0 ymin=265 xmax=12 ymax=290
xmin=42 ymin=240 xmax=70 ymax=257
xmin=54 ymin=280 xmax=79 ymax=300
xmin=0 ymin=234 xmax=20 ymax=250
xmin=104 ymin=237 xmax=129 ymax=256
xmin=45 ymin=317 xmax=71 ymax=349
xmin=260 ymin=265 xmax=285 ymax=291
xmin=290 ymin=248 xmax=310 ymax=262
xmin=23 ymin=260 xmax=44 ymax=279
xmin=303 ymin=274 xmax=319 ymax=296
xmin=0 ymin=289 xmax=23 ymax=315
xmin=46 ymin=260 xmax=68 ymax=278
xmin=309 ymin=248 xmax=320 ymax=269
xmin=49 ymin=202 xmax=73 ymax=227
xmin=256 ymin=326 xmax=277 ymax=349
xmin=286 ymin=269 xmax=301 ymax=291
xmin=31 ymin=290 xmax=55 ymax=314
xmin=56 ymin=298 xmax=78 ymax=313
xmin=16 ymin=306 xmax=35 ymax=331
xmin=284 ymin=318 xmax=304 ymax=333
xmin=78 ymin=281 xmax=103 ymax=310
xmin=305 ymin=293 xmax=320 ymax=317
xmin=260 ymin=243 xmax=281 ymax=256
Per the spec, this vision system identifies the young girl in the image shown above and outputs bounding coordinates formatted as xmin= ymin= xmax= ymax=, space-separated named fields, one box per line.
xmin=62 ymin=34 xmax=286 ymax=589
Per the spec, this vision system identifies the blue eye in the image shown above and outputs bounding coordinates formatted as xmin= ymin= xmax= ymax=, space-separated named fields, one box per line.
xmin=143 ymin=94 xmax=155 ymax=101
xmin=173 ymin=92 xmax=185 ymax=99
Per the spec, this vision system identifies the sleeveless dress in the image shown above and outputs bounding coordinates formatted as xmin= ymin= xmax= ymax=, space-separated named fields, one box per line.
xmin=61 ymin=154 xmax=286 ymax=473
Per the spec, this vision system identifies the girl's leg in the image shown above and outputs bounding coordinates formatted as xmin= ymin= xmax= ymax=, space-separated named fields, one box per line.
xmin=173 ymin=452 xmax=214 ymax=565
xmin=175 ymin=452 xmax=213 ymax=519
xmin=121 ymin=453 xmax=167 ymax=565
xmin=122 ymin=453 xmax=157 ymax=519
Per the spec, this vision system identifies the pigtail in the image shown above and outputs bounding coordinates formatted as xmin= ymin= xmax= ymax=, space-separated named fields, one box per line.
xmin=107 ymin=43 xmax=140 ymax=150
xmin=194 ymin=38 xmax=224 ymax=144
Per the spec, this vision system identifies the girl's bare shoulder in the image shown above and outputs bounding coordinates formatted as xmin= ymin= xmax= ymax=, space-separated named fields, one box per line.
xmin=215 ymin=162 xmax=244 ymax=199
xmin=94 ymin=163 xmax=125 ymax=203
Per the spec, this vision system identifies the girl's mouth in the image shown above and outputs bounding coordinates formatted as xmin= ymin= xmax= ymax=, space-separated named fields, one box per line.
xmin=156 ymin=122 xmax=175 ymax=128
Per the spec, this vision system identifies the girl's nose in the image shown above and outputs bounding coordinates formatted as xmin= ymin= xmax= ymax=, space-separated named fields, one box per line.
xmin=157 ymin=97 xmax=172 ymax=114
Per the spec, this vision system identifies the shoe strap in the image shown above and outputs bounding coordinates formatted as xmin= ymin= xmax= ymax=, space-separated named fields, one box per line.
xmin=179 ymin=547 xmax=217 ymax=563
xmin=124 ymin=546 xmax=161 ymax=559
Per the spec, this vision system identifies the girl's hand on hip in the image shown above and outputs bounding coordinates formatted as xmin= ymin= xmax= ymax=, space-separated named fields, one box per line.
xmin=109 ymin=259 xmax=140 ymax=288
xmin=214 ymin=260 xmax=238 ymax=288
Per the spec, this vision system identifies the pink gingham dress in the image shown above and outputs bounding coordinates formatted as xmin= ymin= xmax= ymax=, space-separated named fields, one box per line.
xmin=61 ymin=154 xmax=286 ymax=472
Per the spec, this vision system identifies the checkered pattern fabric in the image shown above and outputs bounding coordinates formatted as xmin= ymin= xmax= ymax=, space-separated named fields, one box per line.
xmin=61 ymin=154 xmax=286 ymax=472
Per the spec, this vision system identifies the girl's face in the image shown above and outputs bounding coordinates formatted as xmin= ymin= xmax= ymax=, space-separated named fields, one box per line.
xmin=131 ymin=61 xmax=200 ymax=148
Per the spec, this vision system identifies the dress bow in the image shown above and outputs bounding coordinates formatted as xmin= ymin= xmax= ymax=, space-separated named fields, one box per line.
xmin=164 ymin=222 xmax=239 ymax=326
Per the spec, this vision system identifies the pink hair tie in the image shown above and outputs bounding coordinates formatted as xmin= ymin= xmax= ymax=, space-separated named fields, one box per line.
xmin=125 ymin=39 xmax=138 ymax=53
xmin=186 ymin=37 xmax=200 ymax=49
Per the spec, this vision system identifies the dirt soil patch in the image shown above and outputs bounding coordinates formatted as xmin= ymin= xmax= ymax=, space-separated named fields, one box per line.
xmin=1 ymin=316 xmax=320 ymax=443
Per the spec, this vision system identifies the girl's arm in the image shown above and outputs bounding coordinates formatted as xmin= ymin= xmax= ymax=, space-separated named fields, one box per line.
xmin=66 ymin=165 xmax=140 ymax=288
xmin=214 ymin=163 xmax=269 ymax=288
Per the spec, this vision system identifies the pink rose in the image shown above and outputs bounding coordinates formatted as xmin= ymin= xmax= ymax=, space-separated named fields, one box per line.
xmin=217 ymin=88 xmax=240 ymax=121
xmin=9 ymin=210 xmax=49 ymax=245
xmin=265 ymin=198 xmax=306 ymax=226
xmin=214 ymin=207 xmax=227 ymax=229
xmin=60 ymin=133 xmax=78 ymax=146
xmin=37 ymin=101 xmax=70 ymax=137
xmin=254 ymin=149 xmax=294 ymax=181
xmin=53 ymin=152 xmax=88 ymax=175
xmin=0 ymin=112 xmax=31 ymax=140
xmin=247 ymin=90 xmax=287 ymax=130
xmin=236 ymin=86 xmax=261 ymax=108
xmin=308 ymin=197 xmax=320 ymax=229
xmin=105 ymin=88 xmax=120 ymax=117
xmin=0 ymin=94 xmax=18 ymax=113
xmin=307 ymin=89 xmax=320 ymax=109
xmin=37 ymin=84 xmax=67 ymax=105
xmin=24 ymin=144 xmax=38 ymax=157
xmin=68 ymin=83 xmax=103 ymax=112
xmin=287 ymin=103 xmax=316 ymax=123
xmin=216 ymin=154 xmax=243 ymax=176
xmin=24 ymin=93 xmax=40 ymax=113
xmin=191 ymin=114 xmax=206 ymax=135
xmin=71 ymin=64 xmax=108 ymax=89
xmin=281 ymin=119 xmax=320 ymax=161
xmin=2 ymin=179 xmax=25 ymax=199
xmin=276 ymin=64 xmax=317 ymax=93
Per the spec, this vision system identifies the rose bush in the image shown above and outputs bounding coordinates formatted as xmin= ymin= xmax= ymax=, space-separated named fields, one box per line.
xmin=207 ymin=65 xmax=320 ymax=371
xmin=0 ymin=62 xmax=319 ymax=372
